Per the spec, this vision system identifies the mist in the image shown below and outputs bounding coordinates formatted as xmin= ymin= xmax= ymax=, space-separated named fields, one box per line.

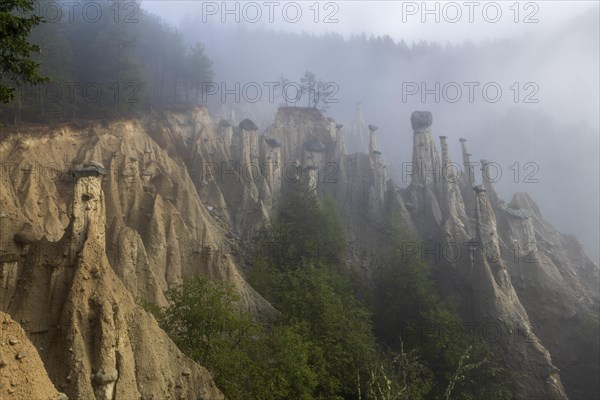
xmin=138 ymin=1 xmax=600 ymax=262
xmin=1 ymin=2 xmax=598 ymax=399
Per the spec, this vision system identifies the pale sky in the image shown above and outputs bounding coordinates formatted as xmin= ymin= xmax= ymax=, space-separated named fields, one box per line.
xmin=140 ymin=0 xmax=597 ymax=44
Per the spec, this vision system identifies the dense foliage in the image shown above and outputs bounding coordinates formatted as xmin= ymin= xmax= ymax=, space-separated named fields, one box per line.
xmin=145 ymin=174 xmax=512 ymax=399
xmin=1 ymin=0 xmax=213 ymax=123
xmin=0 ymin=0 xmax=46 ymax=103
xmin=372 ymin=218 xmax=513 ymax=399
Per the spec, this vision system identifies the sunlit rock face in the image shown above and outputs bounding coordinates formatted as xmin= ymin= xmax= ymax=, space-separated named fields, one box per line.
xmin=1 ymin=164 xmax=224 ymax=399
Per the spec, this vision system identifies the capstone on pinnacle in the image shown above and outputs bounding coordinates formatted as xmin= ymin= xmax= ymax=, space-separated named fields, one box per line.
xmin=410 ymin=111 xmax=433 ymax=130
xmin=72 ymin=161 xmax=108 ymax=178
xmin=239 ymin=119 xmax=258 ymax=131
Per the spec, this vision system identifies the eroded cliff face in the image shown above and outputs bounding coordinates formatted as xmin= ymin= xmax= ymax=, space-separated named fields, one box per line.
xmin=495 ymin=193 xmax=600 ymax=399
xmin=0 ymin=106 xmax=597 ymax=399
xmin=1 ymin=166 xmax=224 ymax=399
xmin=470 ymin=187 xmax=567 ymax=400
xmin=0 ymin=108 xmax=266 ymax=399
xmin=0 ymin=111 xmax=271 ymax=312
xmin=398 ymin=112 xmax=599 ymax=400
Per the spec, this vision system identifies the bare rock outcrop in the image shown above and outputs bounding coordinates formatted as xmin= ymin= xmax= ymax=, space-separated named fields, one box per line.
xmin=438 ymin=135 xmax=471 ymax=258
xmin=0 ymin=110 xmax=272 ymax=315
xmin=2 ymin=169 xmax=224 ymax=400
xmin=404 ymin=111 xmax=443 ymax=237
xmin=497 ymin=193 xmax=600 ymax=399
xmin=471 ymin=187 xmax=568 ymax=400
xmin=397 ymin=111 xmax=598 ymax=399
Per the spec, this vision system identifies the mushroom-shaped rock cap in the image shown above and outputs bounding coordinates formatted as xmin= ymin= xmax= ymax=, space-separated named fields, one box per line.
xmin=239 ymin=118 xmax=258 ymax=131
xmin=368 ymin=124 xmax=378 ymax=132
xmin=82 ymin=160 xmax=106 ymax=169
xmin=265 ymin=137 xmax=282 ymax=148
xmin=372 ymin=150 xmax=382 ymax=156
xmin=335 ymin=124 xmax=344 ymax=129
xmin=73 ymin=160 xmax=108 ymax=177
xmin=411 ymin=111 xmax=433 ymax=130
xmin=439 ymin=135 xmax=447 ymax=140
xmin=218 ymin=119 xmax=231 ymax=128
xmin=304 ymin=140 xmax=326 ymax=152
xmin=473 ymin=185 xmax=486 ymax=193
xmin=459 ymin=138 xmax=467 ymax=143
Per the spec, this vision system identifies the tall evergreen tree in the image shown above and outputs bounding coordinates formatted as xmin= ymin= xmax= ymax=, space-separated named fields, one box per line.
xmin=0 ymin=0 xmax=46 ymax=103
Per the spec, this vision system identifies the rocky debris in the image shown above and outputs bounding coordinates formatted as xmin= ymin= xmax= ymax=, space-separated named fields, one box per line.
xmin=239 ymin=118 xmax=258 ymax=131
xmin=0 ymin=312 xmax=63 ymax=400
xmin=410 ymin=110 xmax=433 ymax=130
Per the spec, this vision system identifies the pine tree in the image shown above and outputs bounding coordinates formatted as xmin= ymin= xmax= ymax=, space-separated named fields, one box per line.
xmin=0 ymin=0 xmax=47 ymax=104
